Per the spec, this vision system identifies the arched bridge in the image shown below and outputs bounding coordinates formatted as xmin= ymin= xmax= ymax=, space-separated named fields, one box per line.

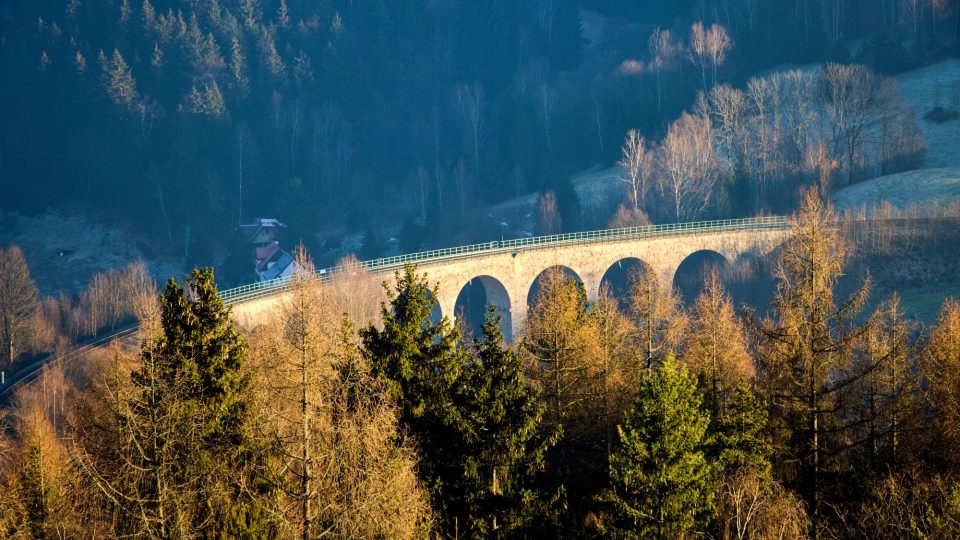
xmin=221 ymin=216 xmax=791 ymax=340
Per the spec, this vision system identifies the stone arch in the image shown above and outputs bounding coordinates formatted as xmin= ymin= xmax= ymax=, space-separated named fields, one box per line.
xmin=672 ymin=249 xmax=730 ymax=304
xmin=599 ymin=257 xmax=652 ymax=305
xmin=454 ymin=275 xmax=513 ymax=342
xmin=527 ymin=265 xmax=583 ymax=308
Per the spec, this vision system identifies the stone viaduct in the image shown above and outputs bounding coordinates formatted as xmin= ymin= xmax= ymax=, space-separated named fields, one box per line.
xmin=226 ymin=217 xmax=791 ymax=341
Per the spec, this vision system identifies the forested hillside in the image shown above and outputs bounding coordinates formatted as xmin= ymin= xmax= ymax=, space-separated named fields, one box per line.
xmin=2 ymin=0 xmax=959 ymax=276
xmin=2 ymin=191 xmax=960 ymax=538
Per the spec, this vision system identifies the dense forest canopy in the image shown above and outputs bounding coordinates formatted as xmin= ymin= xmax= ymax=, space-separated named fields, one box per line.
xmin=2 ymin=0 xmax=958 ymax=277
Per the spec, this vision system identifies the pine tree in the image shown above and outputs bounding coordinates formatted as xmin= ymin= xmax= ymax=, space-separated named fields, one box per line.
xmin=209 ymin=0 xmax=222 ymax=26
xmin=184 ymin=13 xmax=204 ymax=66
xmin=142 ymin=0 xmax=155 ymax=28
xmin=603 ymin=354 xmax=713 ymax=539
xmin=241 ymin=0 xmax=261 ymax=30
xmin=151 ymin=42 xmax=164 ymax=70
xmin=118 ymin=0 xmax=132 ymax=25
xmin=74 ymin=50 xmax=86 ymax=72
xmin=277 ymin=0 xmax=291 ymax=28
xmin=186 ymin=82 xmax=226 ymax=117
xmin=261 ymin=34 xmax=286 ymax=78
xmin=200 ymin=32 xmax=226 ymax=76
xmin=708 ymin=382 xmax=772 ymax=477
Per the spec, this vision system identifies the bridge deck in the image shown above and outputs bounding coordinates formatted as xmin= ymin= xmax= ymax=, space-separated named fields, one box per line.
xmin=219 ymin=215 xmax=790 ymax=305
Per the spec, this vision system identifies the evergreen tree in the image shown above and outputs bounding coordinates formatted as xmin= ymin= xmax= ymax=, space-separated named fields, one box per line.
xmin=454 ymin=307 xmax=556 ymax=537
xmin=142 ymin=0 xmax=155 ymax=29
xmin=103 ymin=48 xmax=139 ymax=109
xmin=359 ymin=224 xmax=382 ymax=260
xmin=708 ymin=382 xmax=772 ymax=477
xmin=602 ymin=354 xmax=713 ymax=539
xmin=80 ymin=269 xmax=278 ymax=537
xmin=156 ymin=269 xmax=276 ymax=535
xmin=360 ymin=265 xmax=466 ymax=519
xmin=229 ymin=36 xmax=249 ymax=97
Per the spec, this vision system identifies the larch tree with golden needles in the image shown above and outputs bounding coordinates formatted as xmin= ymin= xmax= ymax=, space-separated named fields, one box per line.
xmin=751 ymin=188 xmax=874 ymax=528
xmin=626 ymin=264 xmax=687 ymax=371
xmin=523 ymin=268 xmax=601 ymax=443
xmin=682 ymin=270 xmax=753 ymax=411
xmin=253 ymin=247 xmax=430 ymax=538
xmin=921 ymin=298 xmax=960 ymax=469
xmin=848 ymin=295 xmax=921 ymax=473
xmin=0 ymin=245 xmax=40 ymax=366
xmin=0 ymin=372 xmax=86 ymax=538
xmin=590 ymin=286 xmax=641 ymax=458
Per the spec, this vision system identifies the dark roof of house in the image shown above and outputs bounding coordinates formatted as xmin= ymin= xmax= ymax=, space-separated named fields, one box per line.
xmin=261 ymin=251 xmax=294 ymax=280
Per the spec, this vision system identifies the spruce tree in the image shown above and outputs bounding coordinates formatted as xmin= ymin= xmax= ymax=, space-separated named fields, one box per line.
xmin=360 ymin=265 xmax=466 ymax=517
xmin=707 ymin=382 xmax=772 ymax=478
xmin=103 ymin=48 xmax=139 ymax=109
xmin=603 ymin=354 xmax=713 ymax=539
xmin=454 ymin=307 xmax=555 ymax=537
xmin=89 ymin=269 xmax=277 ymax=537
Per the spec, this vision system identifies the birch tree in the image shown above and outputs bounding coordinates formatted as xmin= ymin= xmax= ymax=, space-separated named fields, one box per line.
xmin=617 ymin=129 xmax=654 ymax=210
xmin=657 ymin=112 xmax=721 ymax=221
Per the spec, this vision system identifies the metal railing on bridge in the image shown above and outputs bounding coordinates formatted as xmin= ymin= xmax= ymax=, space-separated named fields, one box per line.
xmin=218 ymin=215 xmax=789 ymax=305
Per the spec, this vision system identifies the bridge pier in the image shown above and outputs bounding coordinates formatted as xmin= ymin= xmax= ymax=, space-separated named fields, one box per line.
xmin=510 ymin=295 xmax=528 ymax=342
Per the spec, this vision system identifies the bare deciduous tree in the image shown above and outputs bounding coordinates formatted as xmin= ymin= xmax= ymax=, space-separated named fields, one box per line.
xmin=657 ymin=112 xmax=721 ymax=221
xmin=455 ymin=83 xmax=485 ymax=192
xmin=617 ymin=129 xmax=654 ymax=209
xmin=688 ymin=22 xmax=710 ymax=91
xmin=708 ymin=84 xmax=749 ymax=172
xmin=328 ymin=254 xmax=385 ymax=329
xmin=538 ymin=189 xmax=562 ymax=234
xmin=648 ymin=27 xmax=679 ymax=113
xmin=688 ymin=23 xmax=731 ymax=90
xmin=705 ymin=23 xmax=732 ymax=88
xmin=818 ymin=63 xmax=881 ymax=184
